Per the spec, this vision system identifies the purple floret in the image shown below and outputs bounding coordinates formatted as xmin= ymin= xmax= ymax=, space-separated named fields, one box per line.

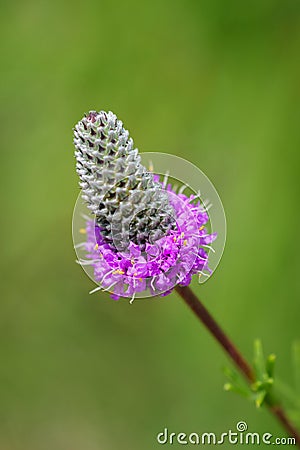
xmin=83 ymin=183 xmax=217 ymax=300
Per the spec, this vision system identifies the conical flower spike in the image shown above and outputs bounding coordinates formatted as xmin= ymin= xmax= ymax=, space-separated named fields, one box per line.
xmin=74 ymin=111 xmax=174 ymax=249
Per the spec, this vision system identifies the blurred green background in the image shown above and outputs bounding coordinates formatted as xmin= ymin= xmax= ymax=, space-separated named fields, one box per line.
xmin=1 ymin=0 xmax=300 ymax=448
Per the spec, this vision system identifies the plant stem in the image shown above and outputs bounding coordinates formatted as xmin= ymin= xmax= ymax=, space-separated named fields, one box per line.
xmin=175 ymin=285 xmax=300 ymax=446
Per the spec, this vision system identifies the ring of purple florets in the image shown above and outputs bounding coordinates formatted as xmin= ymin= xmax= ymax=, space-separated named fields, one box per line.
xmin=83 ymin=180 xmax=217 ymax=300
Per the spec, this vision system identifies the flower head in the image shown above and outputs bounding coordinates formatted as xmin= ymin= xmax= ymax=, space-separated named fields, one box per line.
xmin=74 ymin=111 xmax=217 ymax=300
xmin=74 ymin=111 xmax=174 ymax=250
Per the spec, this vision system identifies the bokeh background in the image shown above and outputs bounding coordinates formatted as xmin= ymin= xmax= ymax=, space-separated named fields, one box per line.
xmin=1 ymin=0 xmax=300 ymax=448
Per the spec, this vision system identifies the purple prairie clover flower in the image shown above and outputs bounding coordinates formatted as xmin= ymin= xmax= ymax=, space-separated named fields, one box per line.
xmin=73 ymin=110 xmax=217 ymax=301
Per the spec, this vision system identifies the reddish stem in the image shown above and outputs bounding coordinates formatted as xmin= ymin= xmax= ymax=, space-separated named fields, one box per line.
xmin=175 ymin=285 xmax=300 ymax=447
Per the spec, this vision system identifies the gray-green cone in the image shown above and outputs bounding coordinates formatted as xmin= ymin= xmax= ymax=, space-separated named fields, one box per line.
xmin=73 ymin=110 xmax=174 ymax=250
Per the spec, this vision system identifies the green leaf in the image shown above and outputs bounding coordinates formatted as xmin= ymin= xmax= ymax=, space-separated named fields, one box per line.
xmin=254 ymin=389 xmax=267 ymax=408
xmin=253 ymin=339 xmax=266 ymax=381
xmin=223 ymin=366 xmax=252 ymax=399
xmin=224 ymin=339 xmax=276 ymax=409
xmin=266 ymin=353 xmax=276 ymax=379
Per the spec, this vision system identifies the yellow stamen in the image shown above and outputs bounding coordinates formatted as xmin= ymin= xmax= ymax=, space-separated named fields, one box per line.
xmin=199 ymin=226 xmax=204 ymax=231
xmin=113 ymin=269 xmax=124 ymax=275
xmin=134 ymin=272 xmax=138 ymax=277
xmin=79 ymin=228 xmax=87 ymax=234
xmin=183 ymin=239 xmax=187 ymax=246
xmin=139 ymin=278 xmax=143 ymax=281
xmin=173 ymin=236 xmax=177 ymax=242
xmin=94 ymin=243 xmax=99 ymax=250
